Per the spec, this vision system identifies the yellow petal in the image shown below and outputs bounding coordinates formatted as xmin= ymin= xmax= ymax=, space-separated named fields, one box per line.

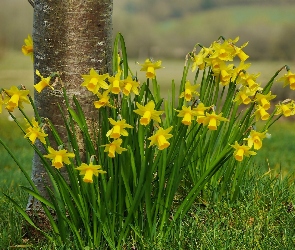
xmin=111 ymin=125 xmax=121 ymax=138
xmin=108 ymin=144 xmax=116 ymax=158
xmin=146 ymin=66 xmax=155 ymax=79
xmin=235 ymin=149 xmax=244 ymax=161
xmin=53 ymin=155 xmax=63 ymax=169
xmin=182 ymin=112 xmax=192 ymax=126
xmin=208 ymin=117 xmax=217 ymax=130
xmin=140 ymin=111 xmax=152 ymax=125
xmin=157 ymin=135 xmax=170 ymax=150
xmin=83 ymin=169 xmax=94 ymax=183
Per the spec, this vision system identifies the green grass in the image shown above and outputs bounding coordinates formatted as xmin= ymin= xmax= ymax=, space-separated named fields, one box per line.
xmin=256 ymin=121 xmax=295 ymax=176
xmin=0 ymin=117 xmax=295 ymax=249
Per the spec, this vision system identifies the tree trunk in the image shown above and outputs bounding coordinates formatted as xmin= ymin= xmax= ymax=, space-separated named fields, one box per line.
xmin=26 ymin=0 xmax=113 ymax=215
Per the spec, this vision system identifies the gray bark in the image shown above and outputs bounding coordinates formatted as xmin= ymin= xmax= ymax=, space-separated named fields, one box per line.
xmin=27 ymin=0 xmax=113 ymax=213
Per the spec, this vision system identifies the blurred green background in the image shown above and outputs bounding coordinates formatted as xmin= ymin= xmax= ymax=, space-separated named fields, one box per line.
xmin=1 ymin=0 xmax=295 ymax=60
xmin=1 ymin=0 xmax=295 ymax=185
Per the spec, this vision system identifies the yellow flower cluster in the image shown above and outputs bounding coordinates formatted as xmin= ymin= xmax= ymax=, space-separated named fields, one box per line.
xmin=189 ymin=37 xmax=295 ymax=123
xmin=81 ymin=68 xmax=140 ymax=111
xmin=81 ymin=59 xmax=173 ymax=152
xmin=231 ymin=130 xmax=267 ymax=162
xmin=176 ymin=103 xmax=228 ymax=130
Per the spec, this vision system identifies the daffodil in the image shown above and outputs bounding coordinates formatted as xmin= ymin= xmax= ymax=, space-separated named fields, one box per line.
xmin=203 ymin=111 xmax=228 ymax=130
xmin=122 ymin=76 xmax=140 ymax=96
xmin=94 ymin=90 xmax=115 ymax=109
xmin=44 ymin=146 xmax=75 ymax=169
xmin=275 ymin=102 xmax=294 ymax=117
xmin=233 ymin=41 xmax=249 ymax=61
xmin=179 ymin=81 xmax=200 ymax=102
xmin=245 ymin=130 xmax=267 ymax=150
xmin=193 ymin=102 xmax=211 ymax=124
xmin=76 ymin=162 xmax=106 ymax=183
xmin=24 ymin=117 xmax=48 ymax=144
xmin=148 ymin=126 xmax=173 ymax=150
xmin=140 ymin=59 xmax=162 ymax=79
xmin=218 ymin=62 xmax=234 ymax=86
xmin=34 ymin=70 xmax=53 ymax=93
xmin=210 ymin=40 xmax=235 ymax=61
xmin=108 ymin=72 xmax=123 ymax=94
xmin=4 ymin=86 xmax=30 ymax=112
xmin=232 ymin=61 xmax=251 ymax=81
xmin=22 ymin=34 xmax=33 ymax=60
xmin=191 ymin=47 xmax=212 ymax=71
xmin=106 ymin=118 xmax=133 ymax=138
xmin=205 ymin=58 xmax=223 ymax=75
xmin=81 ymin=68 xmax=109 ymax=94
xmin=102 ymin=138 xmax=127 ymax=158
xmin=240 ymin=73 xmax=261 ymax=91
xmin=233 ymin=86 xmax=255 ymax=105
xmin=231 ymin=141 xmax=256 ymax=161
xmin=176 ymin=106 xmax=199 ymax=126
xmin=254 ymin=92 xmax=276 ymax=110
xmin=133 ymin=100 xmax=164 ymax=126
xmin=277 ymin=70 xmax=295 ymax=90
xmin=253 ymin=105 xmax=270 ymax=121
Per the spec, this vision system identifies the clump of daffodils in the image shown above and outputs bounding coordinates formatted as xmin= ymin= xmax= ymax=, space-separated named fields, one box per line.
xmin=2 ymin=34 xmax=295 ymax=188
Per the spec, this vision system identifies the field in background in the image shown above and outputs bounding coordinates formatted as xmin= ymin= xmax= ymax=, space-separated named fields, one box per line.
xmin=1 ymin=1 xmax=295 ymax=61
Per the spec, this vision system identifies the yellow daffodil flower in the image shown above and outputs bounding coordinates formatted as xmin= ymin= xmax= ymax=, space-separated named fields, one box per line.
xmin=4 ymin=86 xmax=30 ymax=112
xmin=81 ymin=68 xmax=109 ymax=94
xmin=231 ymin=141 xmax=256 ymax=161
xmin=277 ymin=70 xmax=295 ymax=90
xmin=232 ymin=61 xmax=251 ymax=81
xmin=176 ymin=106 xmax=199 ymax=126
xmin=253 ymin=105 xmax=270 ymax=121
xmin=44 ymin=146 xmax=75 ymax=169
xmin=122 ymin=76 xmax=140 ymax=96
xmin=245 ymin=130 xmax=267 ymax=150
xmin=108 ymin=72 xmax=123 ymax=94
xmin=210 ymin=40 xmax=235 ymax=61
xmin=34 ymin=70 xmax=53 ymax=93
xmin=218 ymin=62 xmax=234 ymax=86
xmin=133 ymin=100 xmax=164 ymax=126
xmin=191 ymin=47 xmax=212 ymax=71
xmin=94 ymin=90 xmax=115 ymax=109
xmin=193 ymin=102 xmax=210 ymax=116
xmin=24 ymin=117 xmax=48 ymax=144
xmin=76 ymin=162 xmax=106 ymax=183
xmin=148 ymin=126 xmax=173 ymax=150
xmin=140 ymin=59 xmax=162 ymax=79
xmin=106 ymin=118 xmax=133 ymax=138
xmin=275 ymin=102 xmax=294 ymax=117
xmin=102 ymin=138 xmax=127 ymax=158
xmin=233 ymin=41 xmax=249 ymax=61
xmin=203 ymin=111 xmax=229 ymax=130
xmin=254 ymin=92 xmax=276 ymax=110
xmin=205 ymin=58 xmax=223 ymax=75
xmin=233 ymin=86 xmax=255 ymax=105
xmin=240 ymin=73 xmax=261 ymax=91
xmin=22 ymin=34 xmax=33 ymax=60
xmin=179 ymin=81 xmax=200 ymax=102
xmin=192 ymin=102 xmax=211 ymax=124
